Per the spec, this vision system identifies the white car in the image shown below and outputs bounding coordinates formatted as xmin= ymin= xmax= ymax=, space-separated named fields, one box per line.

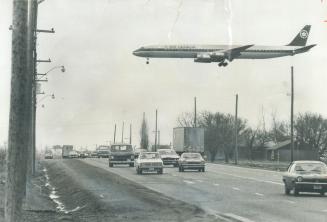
xmin=178 ymin=152 xmax=205 ymax=172
xmin=68 ymin=150 xmax=79 ymax=158
xmin=135 ymin=152 xmax=163 ymax=175
xmin=158 ymin=149 xmax=180 ymax=167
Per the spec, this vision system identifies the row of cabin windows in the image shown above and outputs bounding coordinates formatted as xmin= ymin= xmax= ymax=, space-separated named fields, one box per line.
xmin=141 ymin=48 xmax=289 ymax=53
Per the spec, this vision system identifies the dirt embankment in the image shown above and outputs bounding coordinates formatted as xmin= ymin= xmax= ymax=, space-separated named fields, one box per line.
xmin=43 ymin=159 xmax=218 ymax=222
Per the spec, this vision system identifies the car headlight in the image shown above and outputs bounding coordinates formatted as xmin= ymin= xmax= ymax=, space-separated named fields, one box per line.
xmin=109 ymin=156 xmax=114 ymax=160
xmin=297 ymin=176 xmax=303 ymax=182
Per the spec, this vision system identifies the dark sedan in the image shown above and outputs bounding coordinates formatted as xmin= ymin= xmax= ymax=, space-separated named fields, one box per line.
xmin=283 ymin=161 xmax=327 ymax=196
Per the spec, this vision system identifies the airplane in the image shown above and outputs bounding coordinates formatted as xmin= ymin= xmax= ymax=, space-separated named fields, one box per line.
xmin=133 ymin=25 xmax=316 ymax=67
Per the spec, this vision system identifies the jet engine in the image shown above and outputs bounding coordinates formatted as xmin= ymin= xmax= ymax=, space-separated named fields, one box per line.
xmin=194 ymin=54 xmax=212 ymax=63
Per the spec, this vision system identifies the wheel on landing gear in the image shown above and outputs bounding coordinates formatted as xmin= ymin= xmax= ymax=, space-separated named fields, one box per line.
xmin=146 ymin=58 xmax=149 ymax=64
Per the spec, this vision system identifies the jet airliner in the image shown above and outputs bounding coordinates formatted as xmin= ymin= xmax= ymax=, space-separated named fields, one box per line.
xmin=133 ymin=25 xmax=316 ymax=67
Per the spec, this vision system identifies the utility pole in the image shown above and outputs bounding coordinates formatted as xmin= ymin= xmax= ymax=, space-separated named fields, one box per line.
xmin=5 ymin=0 xmax=31 ymax=221
xmin=158 ymin=130 xmax=160 ymax=146
xmin=291 ymin=66 xmax=294 ymax=162
xmin=121 ymin=121 xmax=124 ymax=143
xmin=129 ymin=123 xmax=132 ymax=144
xmin=154 ymin=109 xmax=158 ymax=151
xmin=194 ymin=97 xmax=197 ymax=128
xmin=113 ymin=124 xmax=116 ymax=144
xmin=234 ymin=94 xmax=239 ymax=165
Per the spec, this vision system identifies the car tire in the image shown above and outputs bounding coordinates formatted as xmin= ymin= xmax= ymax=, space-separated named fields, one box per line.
xmin=320 ymin=192 xmax=325 ymax=196
xmin=202 ymin=167 xmax=205 ymax=172
xmin=181 ymin=167 xmax=184 ymax=172
xmin=284 ymin=185 xmax=291 ymax=195
xmin=109 ymin=163 xmax=113 ymax=167
xmin=294 ymin=188 xmax=299 ymax=196
xmin=173 ymin=163 xmax=178 ymax=168
xmin=136 ymin=167 xmax=140 ymax=174
xmin=129 ymin=163 xmax=134 ymax=167
xmin=139 ymin=169 xmax=142 ymax=175
xmin=178 ymin=166 xmax=182 ymax=172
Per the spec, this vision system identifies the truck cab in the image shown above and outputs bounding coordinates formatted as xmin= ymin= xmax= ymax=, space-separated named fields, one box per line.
xmin=108 ymin=144 xmax=135 ymax=167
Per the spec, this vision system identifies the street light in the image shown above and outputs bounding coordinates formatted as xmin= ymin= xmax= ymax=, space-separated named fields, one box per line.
xmin=38 ymin=93 xmax=55 ymax=108
xmin=36 ymin=65 xmax=65 ymax=81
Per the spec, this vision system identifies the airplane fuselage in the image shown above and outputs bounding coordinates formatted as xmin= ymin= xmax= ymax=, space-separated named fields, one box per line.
xmin=133 ymin=44 xmax=307 ymax=60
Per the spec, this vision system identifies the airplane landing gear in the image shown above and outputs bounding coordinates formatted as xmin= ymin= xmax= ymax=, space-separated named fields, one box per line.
xmin=218 ymin=62 xmax=228 ymax=67
xmin=146 ymin=58 xmax=149 ymax=64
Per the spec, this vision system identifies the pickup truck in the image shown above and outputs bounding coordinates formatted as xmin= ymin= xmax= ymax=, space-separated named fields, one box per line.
xmin=108 ymin=144 xmax=135 ymax=167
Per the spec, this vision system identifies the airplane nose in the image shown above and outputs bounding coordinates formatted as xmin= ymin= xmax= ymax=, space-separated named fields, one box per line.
xmin=133 ymin=50 xmax=139 ymax=56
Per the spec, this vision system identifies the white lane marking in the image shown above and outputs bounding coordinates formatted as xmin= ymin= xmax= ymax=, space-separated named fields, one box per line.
xmin=255 ymin=192 xmax=264 ymax=196
xmin=216 ymin=171 xmax=283 ymax=186
xmin=285 ymin=200 xmax=296 ymax=204
xmin=322 ymin=209 xmax=327 ymax=213
xmin=196 ymin=180 xmax=203 ymax=183
xmin=223 ymin=213 xmax=255 ymax=222
xmin=213 ymin=183 xmax=220 ymax=186
xmin=232 ymin=187 xmax=240 ymax=191
xmin=265 ymin=180 xmax=284 ymax=185
xmin=183 ymin=180 xmax=195 ymax=184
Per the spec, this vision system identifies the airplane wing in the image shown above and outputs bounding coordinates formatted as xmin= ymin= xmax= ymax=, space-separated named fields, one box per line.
xmin=220 ymin=45 xmax=254 ymax=61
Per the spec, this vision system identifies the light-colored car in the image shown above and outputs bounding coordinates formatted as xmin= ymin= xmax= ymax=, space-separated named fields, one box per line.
xmin=178 ymin=152 xmax=205 ymax=172
xmin=44 ymin=151 xmax=53 ymax=159
xmin=158 ymin=149 xmax=180 ymax=167
xmin=283 ymin=161 xmax=327 ymax=196
xmin=135 ymin=152 xmax=163 ymax=175
xmin=68 ymin=150 xmax=79 ymax=158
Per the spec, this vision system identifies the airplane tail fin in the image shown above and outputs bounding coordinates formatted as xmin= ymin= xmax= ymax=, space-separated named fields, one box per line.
xmin=287 ymin=25 xmax=311 ymax=46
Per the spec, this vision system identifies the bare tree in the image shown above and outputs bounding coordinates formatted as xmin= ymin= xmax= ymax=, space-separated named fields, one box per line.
xmin=242 ymin=127 xmax=257 ymax=160
xmin=270 ymin=111 xmax=290 ymax=143
xmin=140 ymin=113 xmax=149 ymax=150
xmin=177 ymin=112 xmax=195 ymax=127
xmin=295 ymin=112 xmax=327 ymax=158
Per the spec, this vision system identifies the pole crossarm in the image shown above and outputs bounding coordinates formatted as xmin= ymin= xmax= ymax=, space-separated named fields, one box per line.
xmin=36 ymin=28 xmax=55 ymax=33
xmin=36 ymin=58 xmax=51 ymax=63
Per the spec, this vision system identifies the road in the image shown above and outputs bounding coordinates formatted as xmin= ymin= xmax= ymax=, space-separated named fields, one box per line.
xmin=80 ymin=158 xmax=327 ymax=222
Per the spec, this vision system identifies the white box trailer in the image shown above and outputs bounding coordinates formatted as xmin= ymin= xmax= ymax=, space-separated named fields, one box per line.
xmin=173 ymin=127 xmax=204 ymax=155
xmin=62 ymin=145 xmax=73 ymax=158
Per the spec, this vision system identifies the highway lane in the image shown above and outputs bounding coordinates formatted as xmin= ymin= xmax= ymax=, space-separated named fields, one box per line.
xmin=82 ymin=158 xmax=327 ymax=222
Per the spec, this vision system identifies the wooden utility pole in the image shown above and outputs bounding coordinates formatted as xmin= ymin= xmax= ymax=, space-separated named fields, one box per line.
xmin=291 ymin=66 xmax=294 ymax=162
xmin=121 ymin=121 xmax=124 ymax=143
xmin=5 ymin=0 xmax=31 ymax=221
xmin=194 ymin=97 xmax=197 ymax=128
xmin=154 ymin=109 xmax=158 ymax=151
xmin=113 ymin=124 xmax=116 ymax=143
xmin=129 ymin=123 xmax=132 ymax=144
xmin=234 ymin=94 xmax=239 ymax=165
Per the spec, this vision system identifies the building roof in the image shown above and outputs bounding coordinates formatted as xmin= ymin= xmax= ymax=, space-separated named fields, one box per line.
xmin=266 ymin=140 xmax=291 ymax=151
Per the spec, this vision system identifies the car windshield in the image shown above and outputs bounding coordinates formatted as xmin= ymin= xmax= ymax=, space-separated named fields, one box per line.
xmin=111 ymin=145 xmax=133 ymax=152
xmin=158 ymin=150 xmax=176 ymax=155
xmin=293 ymin=163 xmax=327 ymax=174
xmin=140 ymin=153 xmax=159 ymax=159
xmin=182 ymin=153 xmax=201 ymax=159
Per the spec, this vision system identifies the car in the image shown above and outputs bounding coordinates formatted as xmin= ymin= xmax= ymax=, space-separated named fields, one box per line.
xmin=283 ymin=160 xmax=327 ymax=196
xmin=135 ymin=152 xmax=163 ymax=175
xmin=158 ymin=149 xmax=180 ymax=167
xmin=44 ymin=151 xmax=53 ymax=159
xmin=79 ymin=151 xmax=89 ymax=158
xmin=97 ymin=146 xmax=110 ymax=158
xmin=178 ymin=152 xmax=205 ymax=172
xmin=68 ymin=150 xmax=79 ymax=158
xmin=90 ymin=151 xmax=98 ymax=158
xmin=108 ymin=144 xmax=135 ymax=167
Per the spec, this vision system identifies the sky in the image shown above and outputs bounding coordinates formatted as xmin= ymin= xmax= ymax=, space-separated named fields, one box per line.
xmin=0 ymin=0 xmax=327 ymax=151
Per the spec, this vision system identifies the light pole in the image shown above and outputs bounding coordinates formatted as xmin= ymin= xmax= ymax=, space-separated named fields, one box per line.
xmin=38 ymin=93 xmax=55 ymax=107
xmin=36 ymin=65 xmax=65 ymax=81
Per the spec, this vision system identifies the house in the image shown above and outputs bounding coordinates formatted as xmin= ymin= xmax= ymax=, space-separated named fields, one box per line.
xmin=266 ymin=140 xmax=318 ymax=161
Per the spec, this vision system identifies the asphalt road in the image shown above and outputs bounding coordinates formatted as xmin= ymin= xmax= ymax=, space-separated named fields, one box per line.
xmin=82 ymin=158 xmax=327 ymax=222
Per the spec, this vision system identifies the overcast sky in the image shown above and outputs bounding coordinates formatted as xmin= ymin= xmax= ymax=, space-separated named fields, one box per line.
xmin=1 ymin=0 xmax=327 ymax=150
